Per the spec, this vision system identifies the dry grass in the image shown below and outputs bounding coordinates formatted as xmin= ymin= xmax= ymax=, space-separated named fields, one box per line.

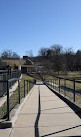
xmin=0 ymin=74 xmax=34 ymax=119
xmin=45 ymin=72 xmax=81 ymax=108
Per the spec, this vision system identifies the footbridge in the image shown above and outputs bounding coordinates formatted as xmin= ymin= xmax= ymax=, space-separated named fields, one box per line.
xmin=0 ymin=83 xmax=81 ymax=137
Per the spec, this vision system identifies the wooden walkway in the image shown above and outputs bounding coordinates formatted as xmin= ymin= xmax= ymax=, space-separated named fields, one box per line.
xmin=0 ymin=83 xmax=81 ymax=137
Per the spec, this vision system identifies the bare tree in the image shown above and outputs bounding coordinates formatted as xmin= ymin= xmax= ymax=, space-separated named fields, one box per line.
xmin=36 ymin=44 xmax=81 ymax=74
xmin=51 ymin=44 xmax=63 ymax=55
xmin=25 ymin=50 xmax=33 ymax=57
xmin=1 ymin=50 xmax=12 ymax=59
xmin=38 ymin=47 xmax=48 ymax=57
xmin=1 ymin=50 xmax=20 ymax=59
xmin=12 ymin=52 xmax=20 ymax=59
xmin=75 ymin=50 xmax=81 ymax=71
xmin=64 ymin=48 xmax=75 ymax=71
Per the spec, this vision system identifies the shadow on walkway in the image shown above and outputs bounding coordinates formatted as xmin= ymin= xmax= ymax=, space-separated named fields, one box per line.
xmin=41 ymin=106 xmax=68 ymax=112
xmin=36 ymin=83 xmax=44 ymax=85
xmin=34 ymin=85 xmax=81 ymax=137
xmin=34 ymin=86 xmax=41 ymax=137
xmin=40 ymin=124 xmax=81 ymax=137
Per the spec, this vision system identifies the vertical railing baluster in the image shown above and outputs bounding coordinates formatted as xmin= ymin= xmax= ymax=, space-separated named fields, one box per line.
xmin=29 ymin=82 xmax=30 ymax=91
xmin=18 ymin=80 xmax=20 ymax=104
xmin=64 ymin=79 xmax=66 ymax=96
xmin=55 ymin=79 xmax=56 ymax=90
xmin=7 ymin=81 xmax=10 ymax=121
xmin=54 ymin=79 xmax=55 ymax=89
xmin=73 ymin=79 xmax=75 ymax=102
xmin=51 ymin=80 xmax=52 ymax=88
xmin=53 ymin=79 xmax=54 ymax=89
xmin=59 ymin=78 xmax=60 ymax=93
xmin=24 ymin=80 xmax=25 ymax=97
xmin=52 ymin=79 xmax=53 ymax=89
xmin=27 ymin=80 xmax=28 ymax=94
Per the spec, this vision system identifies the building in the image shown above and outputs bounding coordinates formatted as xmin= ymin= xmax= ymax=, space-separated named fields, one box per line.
xmin=2 ymin=56 xmax=43 ymax=73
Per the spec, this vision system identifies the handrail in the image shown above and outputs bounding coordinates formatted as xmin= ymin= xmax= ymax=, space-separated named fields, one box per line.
xmin=44 ymin=75 xmax=81 ymax=106
xmin=0 ymin=78 xmax=34 ymax=83
xmin=0 ymin=77 xmax=35 ymax=121
xmin=8 ymin=78 xmax=34 ymax=83
xmin=45 ymin=75 xmax=81 ymax=84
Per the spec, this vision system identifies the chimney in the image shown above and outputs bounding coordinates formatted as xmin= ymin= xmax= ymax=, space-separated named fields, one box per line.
xmin=23 ymin=56 xmax=28 ymax=60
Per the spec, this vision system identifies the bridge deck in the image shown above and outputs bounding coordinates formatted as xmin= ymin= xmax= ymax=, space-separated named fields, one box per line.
xmin=0 ymin=84 xmax=81 ymax=137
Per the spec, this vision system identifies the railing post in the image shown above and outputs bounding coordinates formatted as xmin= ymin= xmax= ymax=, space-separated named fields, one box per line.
xmin=50 ymin=79 xmax=51 ymax=87
xmin=55 ymin=79 xmax=56 ymax=90
xmin=53 ymin=79 xmax=54 ymax=89
xmin=7 ymin=81 xmax=10 ymax=121
xmin=24 ymin=80 xmax=25 ymax=97
xmin=50 ymin=80 xmax=51 ymax=86
xmin=27 ymin=80 xmax=28 ymax=94
xmin=18 ymin=80 xmax=20 ymax=104
xmin=50 ymin=79 xmax=51 ymax=88
xmin=51 ymin=80 xmax=52 ymax=88
xmin=52 ymin=79 xmax=53 ymax=88
xmin=59 ymin=78 xmax=60 ymax=93
xmin=49 ymin=80 xmax=50 ymax=85
xmin=73 ymin=79 xmax=75 ymax=102
xmin=29 ymin=81 xmax=30 ymax=91
xmin=64 ymin=79 xmax=66 ymax=96
xmin=53 ymin=79 xmax=55 ymax=89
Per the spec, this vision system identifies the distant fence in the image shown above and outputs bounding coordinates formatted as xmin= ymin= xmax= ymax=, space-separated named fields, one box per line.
xmin=0 ymin=70 xmax=21 ymax=97
xmin=44 ymin=76 xmax=81 ymax=108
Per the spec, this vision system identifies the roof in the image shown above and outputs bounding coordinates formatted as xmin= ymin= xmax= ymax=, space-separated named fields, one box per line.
xmin=2 ymin=59 xmax=25 ymax=63
xmin=22 ymin=65 xmax=43 ymax=68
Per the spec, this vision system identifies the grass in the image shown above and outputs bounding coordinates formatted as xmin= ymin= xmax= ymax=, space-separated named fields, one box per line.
xmin=45 ymin=72 xmax=81 ymax=92
xmin=52 ymin=71 xmax=81 ymax=78
xmin=45 ymin=71 xmax=81 ymax=79
xmin=48 ymin=81 xmax=81 ymax=107
xmin=0 ymin=74 xmax=34 ymax=119
xmin=1 ymin=72 xmax=81 ymax=119
xmin=0 ymin=102 xmax=7 ymax=119
xmin=22 ymin=73 xmax=42 ymax=82
xmin=22 ymin=73 xmax=34 ymax=80
xmin=45 ymin=72 xmax=81 ymax=108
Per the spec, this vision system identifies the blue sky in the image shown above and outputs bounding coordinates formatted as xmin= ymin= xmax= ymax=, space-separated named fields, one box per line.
xmin=0 ymin=0 xmax=81 ymax=57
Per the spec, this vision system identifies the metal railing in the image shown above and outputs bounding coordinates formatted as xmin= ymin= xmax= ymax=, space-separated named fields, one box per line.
xmin=0 ymin=70 xmax=21 ymax=96
xmin=44 ymin=76 xmax=81 ymax=107
xmin=0 ymin=78 xmax=34 ymax=120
